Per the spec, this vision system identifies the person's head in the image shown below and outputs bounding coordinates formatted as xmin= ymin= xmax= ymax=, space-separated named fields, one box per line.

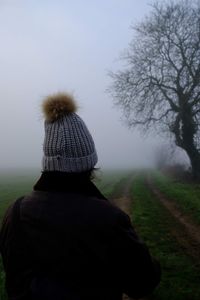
xmin=41 ymin=92 xmax=98 ymax=175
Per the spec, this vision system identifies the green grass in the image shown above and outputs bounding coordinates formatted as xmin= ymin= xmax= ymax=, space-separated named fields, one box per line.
xmin=0 ymin=170 xmax=38 ymax=300
xmin=0 ymin=169 xmax=130 ymax=299
xmin=131 ymin=174 xmax=200 ymax=300
xmin=152 ymin=171 xmax=200 ymax=225
xmin=1 ymin=169 xmax=200 ymax=300
xmin=0 ymin=171 xmax=37 ymax=221
xmin=94 ymin=169 xmax=131 ymax=198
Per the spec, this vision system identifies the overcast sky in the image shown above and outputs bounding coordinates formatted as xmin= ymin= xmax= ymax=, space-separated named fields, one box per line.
xmin=0 ymin=0 xmax=169 ymax=171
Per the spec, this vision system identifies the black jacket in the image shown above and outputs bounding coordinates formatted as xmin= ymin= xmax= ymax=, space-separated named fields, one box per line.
xmin=0 ymin=172 xmax=161 ymax=300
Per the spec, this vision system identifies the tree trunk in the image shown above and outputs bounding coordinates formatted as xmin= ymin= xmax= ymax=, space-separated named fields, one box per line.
xmin=181 ymin=107 xmax=200 ymax=180
xmin=173 ymin=103 xmax=200 ymax=180
xmin=189 ymin=152 xmax=200 ymax=180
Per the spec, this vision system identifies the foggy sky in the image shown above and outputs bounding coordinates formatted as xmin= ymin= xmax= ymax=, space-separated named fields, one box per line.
xmin=0 ymin=0 xmax=169 ymax=171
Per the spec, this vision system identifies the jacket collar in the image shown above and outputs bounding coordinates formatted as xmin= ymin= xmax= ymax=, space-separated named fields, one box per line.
xmin=33 ymin=172 xmax=107 ymax=200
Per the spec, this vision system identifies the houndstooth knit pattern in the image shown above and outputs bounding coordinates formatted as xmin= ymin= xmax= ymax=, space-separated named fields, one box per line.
xmin=42 ymin=113 xmax=98 ymax=172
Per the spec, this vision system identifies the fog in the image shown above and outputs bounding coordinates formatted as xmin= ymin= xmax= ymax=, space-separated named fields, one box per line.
xmin=0 ymin=0 xmax=169 ymax=171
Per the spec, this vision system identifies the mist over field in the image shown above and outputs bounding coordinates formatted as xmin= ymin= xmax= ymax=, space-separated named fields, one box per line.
xmin=1 ymin=2 xmax=200 ymax=299
xmin=0 ymin=0 xmax=188 ymax=172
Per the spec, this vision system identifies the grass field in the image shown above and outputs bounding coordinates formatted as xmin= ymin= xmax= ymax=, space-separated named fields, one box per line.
xmin=0 ymin=169 xmax=200 ymax=299
xmin=131 ymin=174 xmax=200 ymax=300
xmin=151 ymin=171 xmax=200 ymax=225
xmin=0 ymin=170 xmax=38 ymax=220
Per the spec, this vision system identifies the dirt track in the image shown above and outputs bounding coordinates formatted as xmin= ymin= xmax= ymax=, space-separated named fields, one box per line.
xmin=110 ymin=175 xmax=148 ymax=300
xmin=146 ymin=175 xmax=200 ymax=262
xmin=111 ymin=175 xmax=133 ymax=300
xmin=111 ymin=175 xmax=134 ymax=215
xmin=110 ymin=172 xmax=200 ymax=300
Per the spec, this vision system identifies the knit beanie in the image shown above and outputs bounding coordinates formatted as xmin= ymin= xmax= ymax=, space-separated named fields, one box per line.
xmin=42 ymin=93 xmax=98 ymax=173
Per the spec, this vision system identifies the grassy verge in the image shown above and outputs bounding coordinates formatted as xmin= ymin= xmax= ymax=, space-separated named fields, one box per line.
xmin=131 ymin=174 xmax=200 ymax=300
xmin=0 ymin=173 xmax=37 ymax=221
xmin=0 ymin=171 xmax=37 ymax=300
xmin=95 ymin=169 xmax=131 ymax=198
xmin=2 ymin=170 xmax=199 ymax=300
xmin=0 ymin=169 xmax=130 ymax=299
xmin=151 ymin=171 xmax=200 ymax=225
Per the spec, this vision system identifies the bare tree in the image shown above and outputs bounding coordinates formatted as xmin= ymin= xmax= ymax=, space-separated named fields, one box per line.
xmin=109 ymin=0 xmax=200 ymax=179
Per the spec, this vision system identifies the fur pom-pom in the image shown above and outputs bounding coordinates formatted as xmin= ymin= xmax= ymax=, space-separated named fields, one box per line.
xmin=42 ymin=93 xmax=77 ymax=122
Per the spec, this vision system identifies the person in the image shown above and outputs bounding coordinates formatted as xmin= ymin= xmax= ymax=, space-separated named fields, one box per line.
xmin=0 ymin=93 xmax=161 ymax=300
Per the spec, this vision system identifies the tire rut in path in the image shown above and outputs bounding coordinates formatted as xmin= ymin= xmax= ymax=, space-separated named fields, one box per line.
xmin=110 ymin=175 xmax=148 ymax=300
xmin=110 ymin=175 xmax=134 ymax=216
xmin=146 ymin=175 xmax=200 ymax=262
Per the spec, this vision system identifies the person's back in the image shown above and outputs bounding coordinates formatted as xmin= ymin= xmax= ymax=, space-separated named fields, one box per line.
xmin=0 ymin=93 xmax=161 ymax=300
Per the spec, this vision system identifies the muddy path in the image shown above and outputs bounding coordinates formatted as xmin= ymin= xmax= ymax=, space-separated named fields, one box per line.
xmin=110 ymin=174 xmax=148 ymax=300
xmin=109 ymin=174 xmax=134 ymax=216
xmin=146 ymin=175 xmax=200 ymax=262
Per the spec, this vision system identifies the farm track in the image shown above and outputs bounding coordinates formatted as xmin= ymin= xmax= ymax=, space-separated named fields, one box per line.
xmin=110 ymin=174 xmax=134 ymax=215
xmin=110 ymin=174 xmax=148 ymax=300
xmin=146 ymin=175 xmax=200 ymax=262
